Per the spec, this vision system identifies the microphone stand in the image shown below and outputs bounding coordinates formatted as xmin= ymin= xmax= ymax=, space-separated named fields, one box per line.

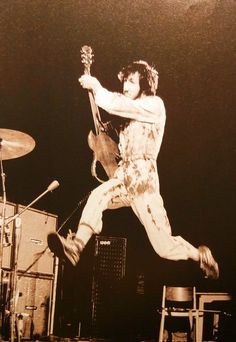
xmin=0 ymin=178 xmax=59 ymax=342
xmin=5 ymin=180 xmax=59 ymax=226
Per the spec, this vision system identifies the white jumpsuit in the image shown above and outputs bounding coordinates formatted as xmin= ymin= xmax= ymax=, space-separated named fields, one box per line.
xmin=77 ymin=88 xmax=197 ymax=260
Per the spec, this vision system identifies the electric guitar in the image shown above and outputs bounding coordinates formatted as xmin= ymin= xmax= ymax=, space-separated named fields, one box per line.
xmin=80 ymin=45 xmax=119 ymax=182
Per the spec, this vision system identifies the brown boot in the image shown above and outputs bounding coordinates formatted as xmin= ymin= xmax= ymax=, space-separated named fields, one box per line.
xmin=198 ymin=245 xmax=219 ymax=279
xmin=47 ymin=232 xmax=83 ymax=266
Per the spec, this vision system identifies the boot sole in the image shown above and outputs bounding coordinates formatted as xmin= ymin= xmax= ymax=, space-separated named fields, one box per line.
xmin=47 ymin=233 xmax=65 ymax=259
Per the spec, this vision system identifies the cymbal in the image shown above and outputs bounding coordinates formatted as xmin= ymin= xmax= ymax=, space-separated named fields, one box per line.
xmin=0 ymin=128 xmax=35 ymax=160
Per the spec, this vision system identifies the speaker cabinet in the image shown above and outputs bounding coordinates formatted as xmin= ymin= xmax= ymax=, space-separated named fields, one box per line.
xmin=1 ymin=202 xmax=57 ymax=275
xmin=15 ymin=272 xmax=54 ymax=339
xmin=16 ymin=205 xmax=57 ymax=275
xmin=91 ymin=236 xmax=127 ymax=338
xmin=0 ymin=201 xmax=58 ymax=339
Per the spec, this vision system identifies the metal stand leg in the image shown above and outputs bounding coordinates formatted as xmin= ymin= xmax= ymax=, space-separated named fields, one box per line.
xmin=0 ymin=157 xmax=8 ymax=341
xmin=10 ymin=217 xmax=22 ymax=342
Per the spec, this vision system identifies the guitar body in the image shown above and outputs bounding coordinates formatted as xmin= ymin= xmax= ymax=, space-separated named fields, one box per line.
xmin=88 ymin=130 xmax=119 ymax=179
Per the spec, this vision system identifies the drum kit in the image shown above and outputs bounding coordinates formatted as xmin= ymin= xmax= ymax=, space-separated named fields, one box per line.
xmin=0 ymin=128 xmax=59 ymax=341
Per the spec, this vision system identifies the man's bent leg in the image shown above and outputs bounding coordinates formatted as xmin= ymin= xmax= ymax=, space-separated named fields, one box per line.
xmin=74 ymin=180 xmax=129 ymax=248
xmin=47 ymin=232 xmax=84 ymax=266
xmin=48 ymin=178 xmax=128 ymax=265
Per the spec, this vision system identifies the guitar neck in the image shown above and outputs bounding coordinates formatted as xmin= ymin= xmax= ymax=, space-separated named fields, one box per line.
xmin=87 ymin=89 xmax=102 ymax=135
xmin=81 ymin=45 xmax=103 ymax=134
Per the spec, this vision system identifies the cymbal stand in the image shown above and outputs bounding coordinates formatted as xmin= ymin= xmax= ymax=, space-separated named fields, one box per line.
xmin=0 ymin=151 xmax=8 ymax=341
xmin=0 ymin=151 xmax=21 ymax=342
xmin=9 ymin=217 xmax=22 ymax=342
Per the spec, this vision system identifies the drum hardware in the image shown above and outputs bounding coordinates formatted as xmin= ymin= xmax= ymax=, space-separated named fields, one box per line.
xmin=0 ymin=129 xmax=59 ymax=341
xmin=3 ymin=223 xmax=11 ymax=247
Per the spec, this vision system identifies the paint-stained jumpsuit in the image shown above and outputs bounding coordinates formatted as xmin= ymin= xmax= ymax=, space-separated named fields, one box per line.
xmin=76 ymin=87 xmax=198 ymax=261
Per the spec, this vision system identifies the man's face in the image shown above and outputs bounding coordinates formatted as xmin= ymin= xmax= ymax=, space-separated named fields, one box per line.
xmin=123 ymin=71 xmax=141 ymax=99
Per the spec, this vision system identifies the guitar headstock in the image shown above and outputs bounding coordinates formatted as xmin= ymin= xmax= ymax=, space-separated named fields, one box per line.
xmin=81 ymin=45 xmax=94 ymax=75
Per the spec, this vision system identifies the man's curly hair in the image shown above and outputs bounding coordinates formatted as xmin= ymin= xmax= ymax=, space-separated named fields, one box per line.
xmin=118 ymin=60 xmax=159 ymax=96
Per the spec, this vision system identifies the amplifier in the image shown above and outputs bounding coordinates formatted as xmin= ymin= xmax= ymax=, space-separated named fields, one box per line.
xmin=91 ymin=236 xmax=127 ymax=338
xmin=2 ymin=270 xmax=56 ymax=340
xmin=0 ymin=201 xmax=57 ymax=275
xmin=0 ymin=202 xmax=58 ymax=339
xmin=16 ymin=204 xmax=57 ymax=275
xmin=16 ymin=272 xmax=54 ymax=339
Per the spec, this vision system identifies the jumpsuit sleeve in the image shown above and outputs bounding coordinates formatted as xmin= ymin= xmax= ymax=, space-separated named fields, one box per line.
xmin=94 ymin=87 xmax=165 ymax=124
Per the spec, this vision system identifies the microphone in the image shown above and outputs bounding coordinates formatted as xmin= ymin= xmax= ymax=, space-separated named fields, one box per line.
xmin=47 ymin=180 xmax=60 ymax=192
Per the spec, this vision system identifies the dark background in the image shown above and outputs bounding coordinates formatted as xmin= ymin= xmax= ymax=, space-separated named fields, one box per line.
xmin=0 ymin=0 xmax=235 ymax=340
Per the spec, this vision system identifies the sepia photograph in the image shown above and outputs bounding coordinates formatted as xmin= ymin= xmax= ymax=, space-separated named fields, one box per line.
xmin=0 ymin=1 xmax=235 ymax=341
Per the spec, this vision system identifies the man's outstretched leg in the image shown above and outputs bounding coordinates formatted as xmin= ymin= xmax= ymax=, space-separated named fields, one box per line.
xmin=198 ymin=245 xmax=219 ymax=279
xmin=131 ymin=192 xmax=219 ymax=280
